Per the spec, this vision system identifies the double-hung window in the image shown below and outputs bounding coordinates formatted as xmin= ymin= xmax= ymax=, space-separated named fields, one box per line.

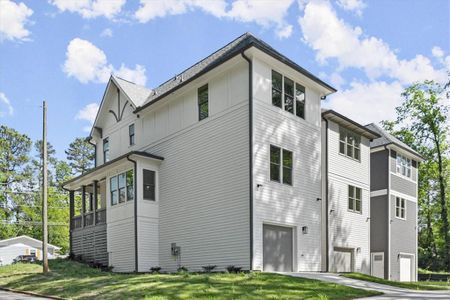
xmin=348 ymin=185 xmax=362 ymax=213
xmin=339 ymin=127 xmax=361 ymax=160
xmin=272 ymin=71 xmax=283 ymax=108
xmin=395 ymin=197 xmax=406 ymax=219
xmin=198 ymin=84 xmax=209 ymax=121
xmin=271 ymin=70 xmax=306 ymax=120
xmin=129 ymin=124 xmax=135 ymax=146
xmin=396 ymin=154 xmax=411 ymax=178
xmin=270 ymin=145 xmax=292 ymax=185
xmin=103 ymin=138 xmax=110 ymax=163
xmin=110 ymin=170 xmax=134 ymax=206
xmin=143 ymin=169 xmax=156 ymax=201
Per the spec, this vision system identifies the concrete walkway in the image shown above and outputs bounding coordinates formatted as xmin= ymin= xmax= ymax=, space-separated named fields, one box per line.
xmin=285 ymin=272 xmax=450 ymax=300
xmin=0 ymin=289 xmax=51 ymax=299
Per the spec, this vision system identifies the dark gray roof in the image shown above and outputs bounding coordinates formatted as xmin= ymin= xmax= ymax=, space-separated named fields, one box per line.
xmin=365 ymin=123 xmax=423 ymax=159
xmin=322 ymin=109 xmax=380 ymax=140
xmin=134 ymin=32 xmax=336 ymax=112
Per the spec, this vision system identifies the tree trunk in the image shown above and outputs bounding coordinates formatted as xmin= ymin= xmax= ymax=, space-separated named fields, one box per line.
xmin=435 ymin=139 xmax=449 ymax=270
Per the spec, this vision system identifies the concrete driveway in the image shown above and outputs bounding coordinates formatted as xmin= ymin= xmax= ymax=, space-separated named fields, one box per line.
xmin=285 ymin=272 xmax=450 ymax=300
xmin=0 ymin=289 xmax=51 ymax=300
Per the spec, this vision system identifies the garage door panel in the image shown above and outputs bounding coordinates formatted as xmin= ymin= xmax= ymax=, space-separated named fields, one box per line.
xmin=333 ymin=249 xmax=353 ymax=273
xmin=263 ymin=224 xmax=293 ymax=272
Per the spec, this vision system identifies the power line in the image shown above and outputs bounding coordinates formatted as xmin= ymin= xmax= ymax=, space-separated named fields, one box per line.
xmin=0 ymin=221 xmax=68 ymax=226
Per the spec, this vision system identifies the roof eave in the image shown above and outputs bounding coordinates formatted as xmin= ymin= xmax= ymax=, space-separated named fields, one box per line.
xmin=322 ymin=109 xmax=381 ymax=140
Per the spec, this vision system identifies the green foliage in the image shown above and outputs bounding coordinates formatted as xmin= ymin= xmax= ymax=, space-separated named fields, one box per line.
xmin=65 ymin=137 xmax=94 ymax=175
xmin=0 ymin=259 xmax=381 ymax=299
xmin=382 ymin=78 xmax=450 ymax=271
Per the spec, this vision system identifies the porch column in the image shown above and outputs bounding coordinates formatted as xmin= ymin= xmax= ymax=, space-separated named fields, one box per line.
xmin=93 ymin=181 xmax=98 ymax=225
xmin=69 ymin=191 xmax=74 ymax=252
xmin=81 ymin=185 xmax=86 ymax=228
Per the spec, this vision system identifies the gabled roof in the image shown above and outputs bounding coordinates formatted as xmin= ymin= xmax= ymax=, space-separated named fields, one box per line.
xmin=322 ymin=109 xmax=381 ymax=140
xmin=365 ymin=123 xmax=424 ymax=160
xmin=135 ymin=32 xmax=336 ymax=112
xmin=0 ymin=235 xmax=61 ymax=250
xmin=112 ymin=76 xmax=152 ymax=108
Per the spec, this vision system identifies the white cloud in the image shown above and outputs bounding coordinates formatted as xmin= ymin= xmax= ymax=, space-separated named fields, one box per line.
xmin=100 ymin=28 xmax=113 ymax=38
xmin=336 ymin=0 xmax=366 ymax=16
xmin=432 ymin=46 xmax=444 ymax=58
xmin=63 ymin=38 xmax=147 ymax=85
xmin=324 ymin=81 xmax=404 ymax=124
xmin=76 ymin=103 xmax=99 ymax=132
xmin=49 ymin=0 xmax=126 ymax=19
xmin=135 ymin=0 xmax=295 ymax=38
xmin=0 ymin=0 xmax=33 ymax=42
xmin=0 ymin=92 xmax=14 ymax=117
xmin=299 ymin=0 xmax=447 ymax=85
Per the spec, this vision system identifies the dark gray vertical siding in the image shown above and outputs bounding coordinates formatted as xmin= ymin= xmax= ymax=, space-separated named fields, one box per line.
xmin=71 ymin=224 xmax=108 ymax=266
xmin=390 ymin=196 xmax=417 ymax=281
xmin=370 ymin=150 xmax=389 ymax=191
xmin=370 ymin=195 xmax=389 ymax=279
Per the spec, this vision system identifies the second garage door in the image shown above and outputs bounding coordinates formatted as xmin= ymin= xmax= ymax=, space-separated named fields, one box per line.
xmin=263 ymin=224 xmax=293 ymax=272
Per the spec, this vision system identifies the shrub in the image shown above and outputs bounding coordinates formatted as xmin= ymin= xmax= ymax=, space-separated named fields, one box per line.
xmin=150 ymin=266 xmax=162 ymax=274
xmin=226 ymin=265 xmax=242 ymax=273
xmin=202 ymin=265 xmax=217 ymax=273
xmin=177 ymin=266 xmax=188 ymax=273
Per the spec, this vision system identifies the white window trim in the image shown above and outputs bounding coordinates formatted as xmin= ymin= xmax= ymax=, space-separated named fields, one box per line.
xmin=395 ymin=153 xmax=412 ymax=179
xmin=348 ymin=185 xmax=362 ymax=214
xmin=197 ymin=84 xmax=209 ymax=121
xmin=395 ymin=196 xmax=406 ymax=220
xmin=339 ymin=127 xmax=361 ymax=162
xmin=128 ymin=123 xmax=135 ymax=147
xmin=109 ymin=169 xmax=134 ymax=207
xmin=269 ymin=143 xmax=294 ymax=187
xmin=271 ymin=69 xmax=306 ymax=120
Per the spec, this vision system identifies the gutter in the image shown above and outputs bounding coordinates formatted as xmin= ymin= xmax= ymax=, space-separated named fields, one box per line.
xmin=241 ymin=50 xmax=253 ymax=271
xmin=126 ymin=155 xmax=139 ymax=272
xmin=324 ymin=118 xmax=329 ymax=272
xmin=87 ymin=138 xmax=97 ymax=167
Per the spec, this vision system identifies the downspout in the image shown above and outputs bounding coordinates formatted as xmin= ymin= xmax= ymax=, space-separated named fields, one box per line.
xmin=87 ymin=138 xmax=97 ymax=168
xmin=127 ymin=155 xmax=138 ymax=272
xmin=241 ymin=50 xmax=253 ymax=270
xmin=324 ymin=118 xmax=329 ymax=272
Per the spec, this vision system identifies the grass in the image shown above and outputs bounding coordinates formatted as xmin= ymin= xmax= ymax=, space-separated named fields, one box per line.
xmin=342 ymin=272 xmax=450 ymax=291
xmin=419 ymin=268 xmax=450 ymax=275
xmin=0 ymin=259 xmax=381 ymax=300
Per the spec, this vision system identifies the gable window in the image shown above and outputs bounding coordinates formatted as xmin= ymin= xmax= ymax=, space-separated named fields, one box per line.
xmin=198 ymin=84 xmax=209 ymax=121
xmin=103 ymin=138 xmax=110 ymax=163
xmin=272 ymin=70 xmax=282 ymax=108
xmin=110 ymin=170 xmax=134 ymax=206
xmin=396 ymin=154 xmax=411 ymax=178
xmin=295 ymin=83 xmax=305 ymax=119
xmin=339 ymin=127 xmax=361 ymax=160
xmin=395 ymin=197 xmax=406 ymax=219
xmin=143 ymin=169 xmax=156 ymax=201
xmin=129 ymin=124 xmax=135 ymax=146
xmin=270 ymin=145 xmax=292 ymax=185
xmin=348 ymin=185 xmax=362 ymax=213
xmin=284 ymin=77 xmax=294 ymax=113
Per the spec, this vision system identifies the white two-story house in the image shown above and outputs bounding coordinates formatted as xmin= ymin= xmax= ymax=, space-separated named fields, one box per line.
xmin=63 ymin=33 xmax=416 ymax=278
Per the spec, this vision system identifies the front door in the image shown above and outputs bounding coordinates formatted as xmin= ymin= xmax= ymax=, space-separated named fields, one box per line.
xmin=371 ymin=252 xmax=384 ymax=278
xmin=263 ymin=224 xmax=293 ymax=272
xmin=399 ymin=255 xmax=412 ymax=282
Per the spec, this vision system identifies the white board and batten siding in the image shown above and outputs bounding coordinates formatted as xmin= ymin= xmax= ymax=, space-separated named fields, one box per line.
xmin=252 ymin=56 xmax=323 ymax=272
xmin=326 ymin=120 xmax=371 ymax=274
xmin=141 ymin=59 xmax=251 ymax=272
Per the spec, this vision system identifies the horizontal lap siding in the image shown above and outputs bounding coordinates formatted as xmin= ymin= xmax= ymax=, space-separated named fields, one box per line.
xmin=390 ymin=174 xmax=417 ymax=197
xmin=253 ymin=101 xmax=322 ymax=272
xmin=370 ymin=195 xmax=389 ymax=278
xmin=71 ymin=224 xmax=108 ymax=266
xmin=146 ymin=103 xmax=250 ymax=272
xmin=108 ymin=219 xmax=135 ymax=272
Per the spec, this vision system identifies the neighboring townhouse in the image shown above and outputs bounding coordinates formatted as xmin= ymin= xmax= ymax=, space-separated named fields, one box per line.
xmin=365 ymin=123 xmax=424 ymax=282
xmin=321 ymin=110 xmax=380 ymax=274
xmin=63 ymin=32 xmax=336 ymax=273
xmin=0 ymin=235 xmax=61 ymax=265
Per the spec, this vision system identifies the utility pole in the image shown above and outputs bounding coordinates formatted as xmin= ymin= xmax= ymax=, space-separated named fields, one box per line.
xmin=42 ymin=100 xmax=49 ymax=273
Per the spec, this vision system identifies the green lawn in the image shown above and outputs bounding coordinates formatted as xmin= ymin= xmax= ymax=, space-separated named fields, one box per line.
xmin=342 ymin=272 xmax=450 ymax=291
xmin=0 ymin=259 xmax=381 ymax=300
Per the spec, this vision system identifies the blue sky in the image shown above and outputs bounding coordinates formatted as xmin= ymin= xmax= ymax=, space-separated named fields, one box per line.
xmin=0 ymin=0 xmax=449 ymax=159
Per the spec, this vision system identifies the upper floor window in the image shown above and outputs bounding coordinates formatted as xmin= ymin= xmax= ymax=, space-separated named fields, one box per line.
xmin=110 ymin=170 xmax=134 ymax=206
xmin=103 ymin=138 xmax=110 ymax=163
xmin=143 ymin=169 xmax=156 ymax=201
xmin=270 ymin=145 xmax=292 ymax=185
xmin=129 ymin=124 xmax=135 ymax=146
xmin=348 ymin=185 xmax=362 ymax=213
xmin=396 ymin=154 xmax=411 ymax=178
xmin=272 ymin=70 xmax=282 ymax=108
xmin=198 ymin=84 xmax=209 ymax=121
xmin=295 ymin=83 xmax=305 ymax=119
xmin=339 ymin=127 xmax=361 ymax=160
xmin=272 ymin=70 xmax=306 ymax=120
xmin=395 ymin=197 xmax=406 ymax=219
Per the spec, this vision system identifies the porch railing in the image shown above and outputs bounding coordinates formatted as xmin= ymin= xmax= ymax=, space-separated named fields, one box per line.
xmin=95 ymin=208 xmax=106 ymax=225
xmin=72 ymin=216 xmax=82 ymax=229
xmin=84 ymin=212 xmax=94 ymax=227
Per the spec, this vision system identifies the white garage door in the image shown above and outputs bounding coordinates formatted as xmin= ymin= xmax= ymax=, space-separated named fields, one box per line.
xmin=333 ymin=248 xmax=353 ymax=273
xmin=263 ymin=224 xmax=293 ymax=272
xmin=399 ymin=256 xmax=412 ymax=282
